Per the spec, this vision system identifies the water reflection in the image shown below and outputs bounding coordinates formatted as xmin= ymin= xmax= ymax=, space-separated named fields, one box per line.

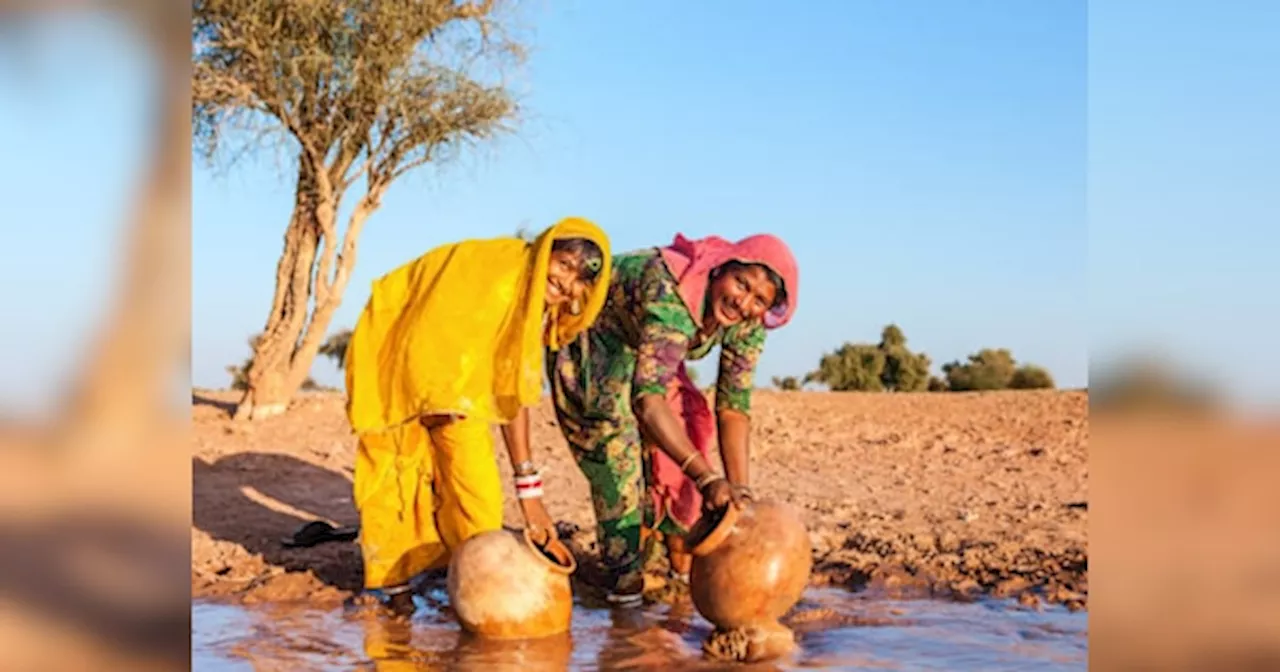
xmin=193 ymin=589 xmax=1087 ymax=671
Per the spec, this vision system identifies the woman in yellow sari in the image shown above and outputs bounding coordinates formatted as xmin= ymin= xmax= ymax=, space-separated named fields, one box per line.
xmin=343 ymin=217 xmax=611 ymax=613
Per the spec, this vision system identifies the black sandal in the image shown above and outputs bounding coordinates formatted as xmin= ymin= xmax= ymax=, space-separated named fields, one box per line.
xmin=281 ymin=520 xmax=359 ymax=548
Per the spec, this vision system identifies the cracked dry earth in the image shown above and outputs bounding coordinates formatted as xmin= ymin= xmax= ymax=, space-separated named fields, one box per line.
xmin=192 ymin=388 xmax=1087 ymax=611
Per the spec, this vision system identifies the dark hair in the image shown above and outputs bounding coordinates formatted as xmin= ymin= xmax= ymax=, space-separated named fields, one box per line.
xmin=717 ymin=260 xmax=787 ymax=310
xmin=551 ymin=237 xmax=605 ymax=283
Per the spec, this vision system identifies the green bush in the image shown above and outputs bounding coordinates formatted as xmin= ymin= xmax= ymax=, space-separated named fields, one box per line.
xmin=1009 ymin=364 xmax=1055 ymax=389
xmin=805 ymin=343 xmax=886 ymax=391
xmin=792 ymin=323 xmax=1061 ymax=395
xmin=942 ymin=348 xmax=1017 ymax=391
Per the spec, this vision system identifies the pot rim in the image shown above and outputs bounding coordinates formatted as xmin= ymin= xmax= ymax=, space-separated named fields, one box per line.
xmin=690 ymin=501 xmax=742 ymax=557
xmin=522 ymin=527 xmax=578 ymax=576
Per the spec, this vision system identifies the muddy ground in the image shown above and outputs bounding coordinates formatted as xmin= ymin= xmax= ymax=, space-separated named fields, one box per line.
xmin=192 ymin=389 xmax=1087 ymax=611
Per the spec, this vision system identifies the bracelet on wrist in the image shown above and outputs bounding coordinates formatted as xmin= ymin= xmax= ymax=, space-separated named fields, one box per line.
xmin=515 ymin=471 xmax=544 ymax=499
xmin=678 ymin=452 xmax=698 ymax=473
xmin=696 ymin=472 xmax=723 ymax=489
xmin=514 ymin=460 xmax=538 ymax=477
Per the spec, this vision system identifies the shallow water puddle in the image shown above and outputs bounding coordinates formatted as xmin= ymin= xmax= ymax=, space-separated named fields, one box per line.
xmin=193 ymin=588 xmax=1086 ymax=670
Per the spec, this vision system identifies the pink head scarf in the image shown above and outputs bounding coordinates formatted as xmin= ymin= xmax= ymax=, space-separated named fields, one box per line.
xmin=658 ymin=233 xmax=799 ymax=330
xmin=646 ymin=233 xmax=800 ymax=531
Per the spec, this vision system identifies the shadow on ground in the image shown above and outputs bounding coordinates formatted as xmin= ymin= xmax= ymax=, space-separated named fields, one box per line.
xmin=191 ymin=392 xmax=237 ymax=417
xmin=193 ymin=452 xmax=362 ymax=591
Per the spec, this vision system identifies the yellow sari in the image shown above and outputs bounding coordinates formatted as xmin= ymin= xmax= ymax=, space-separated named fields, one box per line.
xmin=344 ymin=218 xmax=611 ymax=589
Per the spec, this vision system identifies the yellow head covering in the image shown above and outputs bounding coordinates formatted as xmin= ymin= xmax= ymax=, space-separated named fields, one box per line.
xmin=344 ymin=217 xmax=611 ymax=432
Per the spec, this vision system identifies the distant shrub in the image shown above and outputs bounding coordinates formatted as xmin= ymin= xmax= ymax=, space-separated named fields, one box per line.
xmin=807 ymin=324 xmax=931 ymax=392
xmin=942 ymin=348 xmax=1017 ymax=391
xmin=319 ymin=329 xmax=353 ymax=370
xmin=1009 ymin=364 xmax=1055 ymax=389
xmin=812 ymin=326 xmax=1057 ymax=394
xmin=772 ymin=376 xmax=802 ymax=391
xmin=806 ymin=343 xmax=886 ymax=392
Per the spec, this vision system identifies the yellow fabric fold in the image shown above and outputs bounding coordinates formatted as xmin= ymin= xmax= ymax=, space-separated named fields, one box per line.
xmin=344 ymin=217 xmax=612 ymax=432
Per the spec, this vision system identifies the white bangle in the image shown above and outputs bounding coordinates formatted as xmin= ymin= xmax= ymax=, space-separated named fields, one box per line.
xmin=516 ymin=486 xmax=544 ymax=500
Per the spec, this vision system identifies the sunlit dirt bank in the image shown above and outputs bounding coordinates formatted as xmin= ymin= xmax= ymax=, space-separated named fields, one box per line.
xmin=192 ymin=389 xmax=1087 ymax=611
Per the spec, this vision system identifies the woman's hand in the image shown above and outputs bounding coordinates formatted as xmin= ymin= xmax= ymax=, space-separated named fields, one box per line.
xmin=520 ymin=497 xmax=557 ymax=543
xmin=701 ymin=477 xmax=749 ymax=512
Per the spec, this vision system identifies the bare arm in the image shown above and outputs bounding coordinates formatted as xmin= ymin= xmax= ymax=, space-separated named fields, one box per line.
xmin=499 ymin=404 xmax=533 ymax=472
xmin=635 ymin=393 xmax=719 ymax=484
xmin=500 ymin=405 xmax=555 ymax=538
xmin=713 ymin=321 xmax=765 ymax=492
xmin=717 ymin=408 xmax=750 ymax=486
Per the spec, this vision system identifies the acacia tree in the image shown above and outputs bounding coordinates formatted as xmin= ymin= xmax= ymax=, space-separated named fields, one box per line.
xmin=193 ymin=0 xmax=525 ymax=420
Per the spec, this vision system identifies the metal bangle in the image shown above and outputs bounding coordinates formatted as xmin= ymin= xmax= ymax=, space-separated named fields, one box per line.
xmin=696 ymin=472 xmax=723 ymax=489
xmin=514 ymin=460 xmax=537 ymax=476
xmin=678 ymin=452 xmax=699 ymax=472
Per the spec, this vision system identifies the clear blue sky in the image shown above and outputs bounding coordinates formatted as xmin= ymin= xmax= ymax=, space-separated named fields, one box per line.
xmin=194 ymin=0 xmax=1088 ymax=391
xmin=6 ymin=2 xmax=1275 ymax=412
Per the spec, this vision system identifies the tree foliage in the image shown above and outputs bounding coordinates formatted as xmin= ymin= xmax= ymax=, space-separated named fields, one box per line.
xmin=878 ymin=324 xmax=931 ymax=392
xmin=1009 ymin=364 xmax=1055 ymax=390
xmin=806 ymin=323 xmax=931 ymax=392
xmin=941 ymin=348 xmax=1018 ymax=391
xmin=193 ymin=0 xmax=522 ymax=175
xmin=806 ymin=343 xmax=887 ymax=392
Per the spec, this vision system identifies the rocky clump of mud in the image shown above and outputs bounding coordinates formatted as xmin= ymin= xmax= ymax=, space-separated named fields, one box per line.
xmin=808 ymin=527 xmax=1087 ymax=609
xmin=560 ymin=517 xmax=1086 ymax=611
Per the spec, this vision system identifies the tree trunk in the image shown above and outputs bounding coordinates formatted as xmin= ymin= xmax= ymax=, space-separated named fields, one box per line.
xmin=285 ymin=198 xmax=376 ymax=393
xmin=232 ymin=161 xmax=325 ymax=420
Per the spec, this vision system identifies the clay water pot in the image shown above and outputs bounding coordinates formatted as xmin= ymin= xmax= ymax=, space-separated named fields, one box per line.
xmin=446 ymin=527 xmax=577 ymax=640
xmin=686 ymin=498 xmax=811 ymax=630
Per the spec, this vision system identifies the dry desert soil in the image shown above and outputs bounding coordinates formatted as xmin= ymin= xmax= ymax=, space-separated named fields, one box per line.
xmin=191 ymin=389 xmax=1087 ymax=611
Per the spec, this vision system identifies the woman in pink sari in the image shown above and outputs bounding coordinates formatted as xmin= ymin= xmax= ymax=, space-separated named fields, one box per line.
xmin=525 ymin=233 xmax=799 ymax=606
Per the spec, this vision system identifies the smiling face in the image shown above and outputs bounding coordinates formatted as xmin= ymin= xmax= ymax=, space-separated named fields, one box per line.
xmin=705 ymin=262 xmax=781 ymax=328
xmin=545 ymin=238 xmax=604 ymax=310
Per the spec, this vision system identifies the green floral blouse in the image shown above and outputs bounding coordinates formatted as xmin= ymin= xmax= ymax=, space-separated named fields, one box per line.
xmin=594 ymin=249 xmax=766 ymax=413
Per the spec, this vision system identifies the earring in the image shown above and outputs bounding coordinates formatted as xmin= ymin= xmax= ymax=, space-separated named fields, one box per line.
xmin=569 ymin=299 xmax=582 ymax=316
